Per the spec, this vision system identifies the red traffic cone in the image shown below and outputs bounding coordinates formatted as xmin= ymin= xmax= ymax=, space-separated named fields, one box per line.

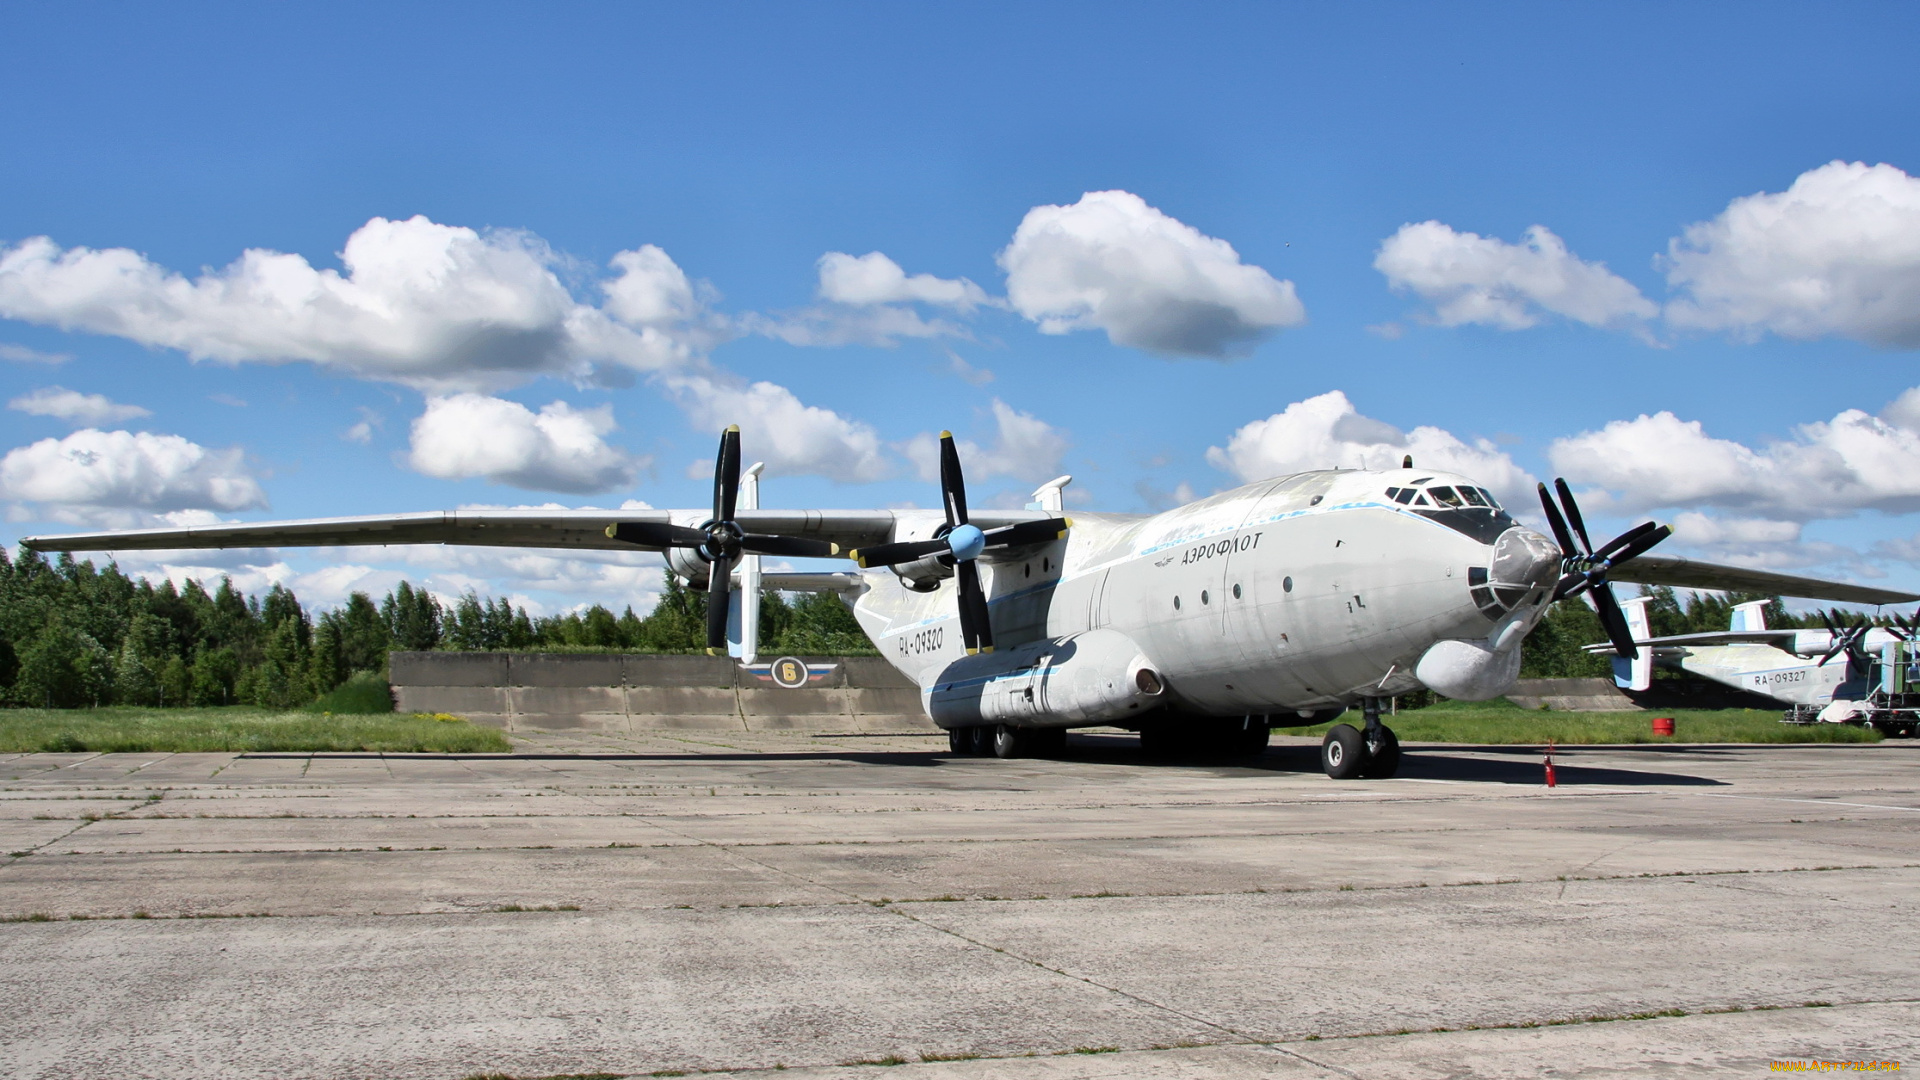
xmin=1544 ymin=741 xmax=1557 ymax=788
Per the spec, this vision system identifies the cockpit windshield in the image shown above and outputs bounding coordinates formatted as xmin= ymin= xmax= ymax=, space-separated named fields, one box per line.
xmin=1383 ymin=482 xmax=1513 ymax=543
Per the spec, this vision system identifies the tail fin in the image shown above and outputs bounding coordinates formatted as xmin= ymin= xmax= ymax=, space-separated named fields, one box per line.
xmin=1731 ymin=600 xmax=1769 ymax=633
xmin=1612 ymin=595 xmax=1653 ymax=692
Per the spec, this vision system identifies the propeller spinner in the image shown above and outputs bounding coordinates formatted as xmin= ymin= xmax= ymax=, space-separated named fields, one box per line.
xmin=604 ymin=425 xmax=840 ymax=654
xmin=847 ymin=431 xmax=1070 ymax=655
xmin=1538 ymin=478 xmax=1673 ymax=660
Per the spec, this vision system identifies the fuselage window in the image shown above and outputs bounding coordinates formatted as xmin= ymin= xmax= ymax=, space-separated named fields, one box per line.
xmin=1459 ymin=486 xmax=1488 ymax=507
xmin=1429 ymin=486 xmax=1464 ymax=507
xmin=1282 ymin=576 xmax=1293 ymax=592
xmin=1200 ymin=590 xmax=1209 ymax=605
xmin=1232 ymin=583 xmax=1242 ymax=599
xmin=1173 ymin=595 xmax=1181 ymax=611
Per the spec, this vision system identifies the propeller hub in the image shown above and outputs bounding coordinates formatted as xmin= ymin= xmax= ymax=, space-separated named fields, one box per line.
xmin=700 ymin=519 xmax=745 ymax=562
xmin=947 ymin=523 xmax=986 ymax=562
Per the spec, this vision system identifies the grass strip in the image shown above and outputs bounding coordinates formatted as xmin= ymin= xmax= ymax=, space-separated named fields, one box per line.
xmin=0 ymin=705 xmax=511 ymax=754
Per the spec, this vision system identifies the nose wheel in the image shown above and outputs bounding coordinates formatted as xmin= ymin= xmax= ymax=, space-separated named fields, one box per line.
xmin=1321 ymin=698 xmax=1400 ymax=779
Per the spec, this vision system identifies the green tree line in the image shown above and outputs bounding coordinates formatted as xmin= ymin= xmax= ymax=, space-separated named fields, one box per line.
xmin=0 ymin=548 xmax=873 ymax=709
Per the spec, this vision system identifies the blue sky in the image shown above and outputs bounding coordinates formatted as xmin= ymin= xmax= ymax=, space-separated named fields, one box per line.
xmin=3 ymin=3 xmax=1919 ymax=614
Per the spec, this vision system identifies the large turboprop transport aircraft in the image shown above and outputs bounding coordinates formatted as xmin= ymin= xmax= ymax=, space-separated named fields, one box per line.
xmin=24 ymin=427 xmax=1919 ymax=778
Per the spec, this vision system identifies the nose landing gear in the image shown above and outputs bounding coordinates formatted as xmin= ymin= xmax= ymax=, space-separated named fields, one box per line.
xmin=1321 ymin=697 xmax=1400 ymax=779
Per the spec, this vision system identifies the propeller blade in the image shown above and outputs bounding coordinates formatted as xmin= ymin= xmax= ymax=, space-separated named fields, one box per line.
xmin=1590 ymin=582 xmax=1639 ymax=660
xmin=706 ymin=555 xmax=732 ymax=654
xmin=1592 ymin=521 xmax=1659 ymax=561
xmin=604 ymin=522 xmax=708 ymax=548
xmin=713 ymin=425 xmax=741 ymax=524
xmin=1554 ymin=478 xmax=1593 ymax=555
xmin=956 ymin=559 xmax=992 ymax=654
xmin=739 ymin=534 xmax=840 ymax=559
xmin=846 ymin=537 xmax=951 ymax=568
xmin=982 ymin=518 xmax=1072 ymax=549
xmin=1600 ymin=524 xmax=1673 ymax=567
xmin=939 ymin=432 xmax=970 ymax=528
xmin=1554 ymin=572 xmax=1593 ymax=601
xmin=1537 ymin=483 xmax=1577 ymax=557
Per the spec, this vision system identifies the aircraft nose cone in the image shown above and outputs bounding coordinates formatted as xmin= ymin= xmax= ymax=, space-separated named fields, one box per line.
xmin=1490 ymin=526 xmax=1560 ymax=590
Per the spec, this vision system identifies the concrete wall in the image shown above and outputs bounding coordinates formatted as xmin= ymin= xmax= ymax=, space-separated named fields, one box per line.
xmin=390 ymin=652 xmax=933 ymax=733
xmin=1503 ymin=677 xmax=1640 ymax=712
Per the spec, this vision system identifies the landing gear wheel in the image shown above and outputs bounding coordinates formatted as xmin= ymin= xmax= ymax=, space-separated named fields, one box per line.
xmin=1322 ymin=724 xmax=1366 ymax=779
xmin=966 ymin=725 xmax=993 ymax=755
xmin=992 ymin=724 xmax=1030 ymax=759
xmin=1362 ymin=725 xmax=1401 ymax=779
xmin=947 ymin=727 xmax=969 ymax=755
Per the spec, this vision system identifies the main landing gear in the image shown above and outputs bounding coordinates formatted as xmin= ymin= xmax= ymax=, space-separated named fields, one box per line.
xmin=947 ymin=724 xmax=1068 ymax=758
xmin=1322 ymin=697 xmax=1400 ymax=779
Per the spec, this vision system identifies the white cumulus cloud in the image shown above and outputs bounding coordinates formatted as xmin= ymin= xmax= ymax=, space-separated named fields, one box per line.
xmin=1663 ymin=160 xmax=1920 ymax=348
xmin=0 ymin=428 xmax=267 ymax=524
xmin=902 ymin=400 xmax=1069 ymax=485
xmin=666 ymin=374 xmax=890 ymax=482
xmin=0 ymin=216 xmax=701 ymax=392
xmin=1548 ymin=394 xmax=1920 ymax=518
xmin=1206 ymin=390 xmax=1535 ymax=504
xmin=999 ymin=190 xmax=1304 ymax=358
xmin=817 ymin=251 xmax=990 ymax=311
xmin=406 ymin=393 xmax=641 ymax=494
xmin=1375 ymin=221 xmax=1656 ymax=332
xmin=9 ymin=386 xmax=150 ymax=425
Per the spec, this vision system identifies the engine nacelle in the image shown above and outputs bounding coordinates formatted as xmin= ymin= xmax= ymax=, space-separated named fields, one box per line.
xmin=891 ymin=552 xmax=954 ymax=592
xmin=924 ymin=628 xmax=1164 ymax=729
xmin=663 ymin=546 xmax=711 ymax=588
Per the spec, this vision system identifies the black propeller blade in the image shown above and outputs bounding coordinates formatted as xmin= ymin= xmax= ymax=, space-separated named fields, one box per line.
xmin=845 ymin=431 xmax=1073 ymax=656
xmin=604 ymin=425 xmax=840 ymax=655
xmin=1538 ymin=478 xmax=1673 ymax=661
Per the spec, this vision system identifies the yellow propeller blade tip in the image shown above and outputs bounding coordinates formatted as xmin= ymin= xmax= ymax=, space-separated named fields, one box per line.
xmin=979 ymin=645 xmax=994 ymax=654
xmin=1063 ymin=517 xmax=1074 ymax=528
xmin=705 ymin=647 xmax=725 ymax=656
xmin=940 ymin=430 xmax=952 ymax=439
xmin=965 ymin=647 xmax=978 ymax=655
xmin=604 ymin=525 xmax=618 ymax=539
xmin=726 ymin=424 xmax=739 ymax=433
xmin=828 ymin=543 xmax=841 ymax=555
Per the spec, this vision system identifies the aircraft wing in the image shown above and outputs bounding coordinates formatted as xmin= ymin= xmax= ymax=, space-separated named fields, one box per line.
xmin=1609 ymin=554 xmax=1920 ymax=607
xmin=18 ymin=508 xmax=1049 ymax=556
xmin=1582 ymin=629 xmax=1801 ymax=655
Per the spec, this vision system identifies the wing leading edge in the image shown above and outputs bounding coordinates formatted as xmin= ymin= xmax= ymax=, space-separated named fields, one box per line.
xmin=18 ymin=509 xmax=1053 ymax=556
xmin=1609 ymin=553 xmax=1920 ymax=608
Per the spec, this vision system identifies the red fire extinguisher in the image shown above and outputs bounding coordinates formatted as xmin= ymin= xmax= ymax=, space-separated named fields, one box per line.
xmin=1544 ymin=740 xmax=1557 ymax=788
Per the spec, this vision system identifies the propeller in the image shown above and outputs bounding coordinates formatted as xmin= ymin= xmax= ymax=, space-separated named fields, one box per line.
xmin=1538 ymin=478 xmax=1673 ymax=660
xmin=1816 ymin=610 xmax=1873 ymax=669
xmin=846 ymin=431 xmax=1071 ymax=655
xmin=605 ymin=425 xmax=841 ymax=654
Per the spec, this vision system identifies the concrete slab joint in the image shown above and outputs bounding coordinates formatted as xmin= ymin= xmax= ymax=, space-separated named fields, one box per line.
xmin=389 ymin=651 xmax=934 ymax=733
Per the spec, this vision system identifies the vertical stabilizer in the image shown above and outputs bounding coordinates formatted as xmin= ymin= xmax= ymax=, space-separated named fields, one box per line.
xmin=730 ymin=463 xmax=766 ymax=665
xmin=1612 ymin=595 xmax=1653 ymax=692
xmin=1731 ymin=600 xmax=1769 ymax=633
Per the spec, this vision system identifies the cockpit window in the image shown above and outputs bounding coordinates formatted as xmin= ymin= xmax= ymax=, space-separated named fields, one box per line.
xmin=1386 ymin=487 xmax=1417 ymax=504
xmin=1477 ymin=488 xmax=1502 ymax=509
xmin=1459 ymin=486 xmax=1488 ymax=507
xmin=1428 ymin=486 xmax=1463 ymax=507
